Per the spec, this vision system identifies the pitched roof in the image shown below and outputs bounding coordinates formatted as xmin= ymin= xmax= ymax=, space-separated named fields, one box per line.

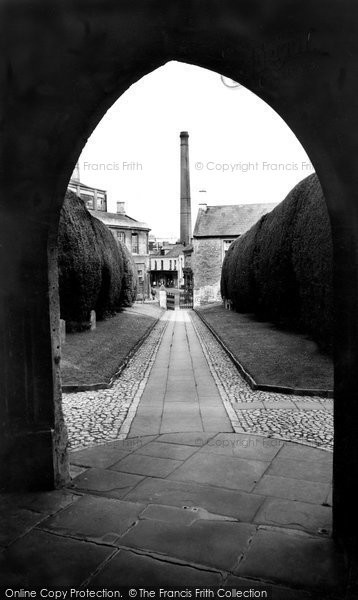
xmin=90 ymin=210 xmax=150 ymax=231
xmin=193 ymin=203 xmax=277 ymax=237
xmin=151 ymin=244 xmax=185 ymax=258
xmin=164 ymin=244 xmax=186 ymax=258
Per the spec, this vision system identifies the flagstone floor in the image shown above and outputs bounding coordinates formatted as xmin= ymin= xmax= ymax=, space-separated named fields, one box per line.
xmin=1 ymin=310 xmax=347 ymax=598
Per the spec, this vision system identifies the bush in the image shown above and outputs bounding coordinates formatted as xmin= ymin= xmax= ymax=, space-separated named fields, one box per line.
xmin=291 ymin=175 xmax=333 ymax=350
xmin=58 ymin=191 xmax=102 ymax=325
xmin=91 ymin=217 xmax=124 ymax=319
xmin=58 ymin=191 xmax=129 ymax=326
xmin=221 ymin=174 xmax=333 ymax=351
xmin=118 ymin=241 xmax=138 ymax=307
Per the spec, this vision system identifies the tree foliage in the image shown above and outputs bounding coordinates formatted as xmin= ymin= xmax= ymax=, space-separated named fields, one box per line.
xmin=58 ymin=191 xmax=137 ymax=328
xmin=221 ymin=174 xmax=333 ymax=351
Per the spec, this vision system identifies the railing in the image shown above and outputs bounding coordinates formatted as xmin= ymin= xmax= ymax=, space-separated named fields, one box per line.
xmin=166 ymin=290 xmax=193 ymax=310
xmin=179 ymin=291 xmax=193 ymax=309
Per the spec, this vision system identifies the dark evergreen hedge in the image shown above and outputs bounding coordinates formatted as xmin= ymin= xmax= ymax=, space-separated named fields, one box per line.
xmin=58 ymin=191 xmax=102 ymax=326
xmin=221 ymin=174 xmax=333 ymax=351
xmin=118 ymin=241 xmax=138 ymax=307
xmin=91 ymin=216 xmax=124 ymax=319
xmin=58 ymin=191 xmax=136 ymax=327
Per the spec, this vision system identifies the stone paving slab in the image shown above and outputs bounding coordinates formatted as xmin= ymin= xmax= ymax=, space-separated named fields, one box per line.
xmin=123 ymin=477 xmax=265 ymax=521
xmin=254 ymin=497 xmax=332 ymax=534
xmin=168 ymin=451 xmax=270 ymax=492
xmin=40 ymin=495 xmax=145 ymax=545
xmin=120 ymin=516 xmax=256 ymax=571
xmin=267 ymin=457 xmax=332 ymax=483
xmin=236 ymin=528 xmax=346 ymax=594
xmin=133 ymin=441 xmax=199 ymax=460
xmin=70 ymin=445 xmax=133 ymax=469
xmin=253 ymin=474 xmax=331 ymax=505
xmin=110 ymin=453 xmax=183 ymax=478
xmin=0 ymin=529 xmax=113 ymax=587
xmin=90 ymin=549 xmax=222 ymax=587
xmin=278 ymin=443 xmax=333 ymax=463
xmin=225 ymin=576 xmax=315 ymax=600
xmin=69 ymin=467 xmax=144 ymax=498
xmin=201 ymin=432 xmax=283 ymax=461
xmin=0 ymin=507 xmax=47 ymax=547
xmin=0 ymin=489 xmax=79 ymax=517
xmin=156 ymin=432 xmax=216 ymax=446
xmin=127 ymin=313 xmax=233 ymax=437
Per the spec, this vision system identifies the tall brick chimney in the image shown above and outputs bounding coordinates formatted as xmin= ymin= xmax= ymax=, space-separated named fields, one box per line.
xmin=180 ymin=131 xmax=192 ymax=246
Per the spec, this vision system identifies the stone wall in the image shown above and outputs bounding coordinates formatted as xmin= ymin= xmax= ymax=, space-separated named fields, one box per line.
xmin=193 ymin=238 xmax=223 ymax=306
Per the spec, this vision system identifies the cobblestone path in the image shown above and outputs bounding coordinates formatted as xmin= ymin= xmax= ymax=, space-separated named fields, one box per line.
xmin=63 ymin=309 xmax=333 ymax=452
xmin=62 ymin=317 xmax=168 ymax=450
xmin=191 ymin=311 xmax=333 ymax=451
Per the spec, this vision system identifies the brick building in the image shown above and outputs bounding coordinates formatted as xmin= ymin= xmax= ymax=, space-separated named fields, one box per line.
xmin=192 ymin=202 xmax=276 ymax=306
xmin=90 ymin=202 xmax=151 ymax=299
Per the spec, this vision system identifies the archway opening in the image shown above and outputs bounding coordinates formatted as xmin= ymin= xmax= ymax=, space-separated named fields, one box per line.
xmin=58 ymin=65 xmax=334 ymax=571
xmin=2 ymin=2 xmax=358 ymax=577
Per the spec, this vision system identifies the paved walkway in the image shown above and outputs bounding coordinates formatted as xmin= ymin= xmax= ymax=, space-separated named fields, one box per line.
xmin=1 ymin=310 xmax=353 ymax=598
xmin=129 ymin=311 xmax=232 ymax=437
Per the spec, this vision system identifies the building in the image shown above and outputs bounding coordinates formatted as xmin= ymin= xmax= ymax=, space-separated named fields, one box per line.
xmin=183 ymin=244 xmax=194 ymax=290
xmin=192 ymin=202 xmax=277 ymax=306
xmin=90 ymin=202 xmax=151 ymax=298
xmin=68 ymin=167 xmax=108 ymax=212
xmin=149 ymin=244 xmax=185 ymax=288
xmin=68 ymin=164 xmax=151 ymax=298
xmin=149 ymin=237 xmax=179 ymax=254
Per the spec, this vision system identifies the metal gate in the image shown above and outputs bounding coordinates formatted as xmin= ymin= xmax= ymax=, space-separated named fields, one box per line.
xmin=179 ymin=290 xmax=193 ymax=309
xmin=166 ymin=291 xmax=193 ymax=310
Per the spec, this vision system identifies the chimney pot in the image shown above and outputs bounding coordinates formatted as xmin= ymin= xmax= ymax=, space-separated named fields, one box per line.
xmin=117 ymin=202 xmax=125 ymax=214
xmin=199 ymin=203 xmax=208 ymax=212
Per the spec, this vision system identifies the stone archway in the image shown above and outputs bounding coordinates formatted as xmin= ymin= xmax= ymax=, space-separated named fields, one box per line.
xmin=1 ymin=0 xmax=358 ymax=551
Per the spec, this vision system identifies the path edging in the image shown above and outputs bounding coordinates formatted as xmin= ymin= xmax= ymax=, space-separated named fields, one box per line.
xmin=62 ymin=317 xmax=160 ymax=393
xmin=194 ymin=309 xmax=333 ymax=399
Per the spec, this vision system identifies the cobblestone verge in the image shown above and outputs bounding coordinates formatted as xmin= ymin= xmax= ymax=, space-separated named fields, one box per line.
xmin=63 ymin=318 xmax=167 ymax=451
xmin=64 ymin=310 xmax=333 ymax=453
xmin=191 ymin=311 xmax=333 ymax=451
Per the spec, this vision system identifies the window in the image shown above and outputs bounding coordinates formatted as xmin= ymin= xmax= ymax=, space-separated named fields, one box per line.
xmin=136 ymin=263 xmax=145 ymax=283
xmin=96 ymin=193 xmax=107 ymax=211
xmin=154 ymin=260 xmax=157 ymax=270
xmin=131 ymin=233 xmax=139 ymax=254
xmin=223 ymin=239 xmax=234 ymax=259
xmin=117 ymin=230 xmax=125 ymax=243
xmin=174 ymin=260 xmax=177 ymax=270
xmin=169 ymin=260 xmax=172 ymax=270
xmin=161 ymin=260 xmax=164 ymax=270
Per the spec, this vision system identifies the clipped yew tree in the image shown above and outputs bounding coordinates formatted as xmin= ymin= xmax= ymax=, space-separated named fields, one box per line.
xmin=58 ymin=190 xmax=136 ymax=329
xmin=58 ymin=191 xmax=102 ymax=327
xmin=221 ymin=174 xmax=333 ymax=351
xmin=118 ymin=241 xmax=138 ymax=307
xmin=91 ymin=216 xmax=124 ymax=319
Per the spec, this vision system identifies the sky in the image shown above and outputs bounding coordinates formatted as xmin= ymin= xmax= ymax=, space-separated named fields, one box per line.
xmin=78 ymin=61 xmax=313 ymax=240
